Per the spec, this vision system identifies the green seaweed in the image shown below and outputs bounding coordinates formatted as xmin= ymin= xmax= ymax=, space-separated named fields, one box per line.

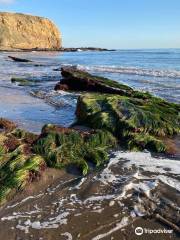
xmin=76 ymin=93 xmax=180 ymax=152
xmin=33 ymin=128 xmax=116 ymax=174
xmin=11 ymin=77 xmax=37 ymax=86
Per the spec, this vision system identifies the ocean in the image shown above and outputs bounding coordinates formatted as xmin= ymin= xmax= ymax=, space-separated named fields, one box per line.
xmin=0 ymin=49 xmax=179 ymax=132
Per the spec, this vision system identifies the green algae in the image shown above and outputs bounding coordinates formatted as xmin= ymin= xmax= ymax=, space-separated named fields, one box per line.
xmin=0 ymin=125 xmax=116 ymax=205
xmin=11 ymin=77 xmax=38 ymax=86
xmin=76 ymin=94 xmax=180 ymax=152
xmin=69 ymin=68 xmax=133 ymax=91
xmin=33 ymin=128 xmax=116 ymax=173
xmin=0 ymin=128 xmax=45 ymax=205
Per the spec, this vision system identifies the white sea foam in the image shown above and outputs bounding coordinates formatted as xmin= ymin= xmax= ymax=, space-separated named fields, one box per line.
xmin=112 ymin=151 xmax=180 ymax=175
xmin=6 ymin=193 xmax=43 ymax=209
xmin=92 ymin=216 xmax=129 ymax=240
xmin=75 ymin=64 xmax=180 ymax=79
xmin=157 ymin=175 xmax=180 ymax=192
xmin=1 ymin=209 xmax=41 ymax=221
xmin=84 ymin=194 xmax=115 ymax=204
xmin=109 ymin=151 xmax=180 ymax=193
xmin=15 ymin=211 xmax=70 ymax=231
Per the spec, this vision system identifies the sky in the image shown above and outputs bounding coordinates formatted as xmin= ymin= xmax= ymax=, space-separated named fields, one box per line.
xmin=0 ymin=0 xmax=180 ymax=49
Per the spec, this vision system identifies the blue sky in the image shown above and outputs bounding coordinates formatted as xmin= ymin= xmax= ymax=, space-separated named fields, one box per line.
xmin=0 ymin=0 xmax=179 ymax=49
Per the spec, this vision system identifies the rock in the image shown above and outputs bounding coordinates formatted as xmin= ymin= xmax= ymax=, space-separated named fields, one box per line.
xmin=34 ymin=125 xmax=116 ymax=175
xmin=55 ymin=66 xmax=133 ymax=95
xmin=8 ymin=56 xmax=32 ymax=62
xmin=11 ymin=77 xmax=36 ymax=86
xmin=0 ymin=118 xmax=16 ymax=131
xmin=0 ymin=12 xmax=61 ymax=51
xmin=54 ymin=83 xmax=69 ymax=91
xmin=0 ymin=121 xmax=116 ymax=205
xmin=60 ymin=47 xmax=115 ymax=52
xmin=76 ymin=93 xmax=180 ymax=153
xmin=0 ymin=126 xmax=46 ymax=205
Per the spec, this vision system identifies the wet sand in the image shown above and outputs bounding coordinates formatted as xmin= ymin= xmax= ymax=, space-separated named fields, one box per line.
xmin=0 ymin=151 xmax=179 ymax=240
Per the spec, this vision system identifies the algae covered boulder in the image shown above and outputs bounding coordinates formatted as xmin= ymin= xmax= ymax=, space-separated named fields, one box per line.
xmin=76 ymin=94 xmax=180 ymax=153
xmin=0 ymin=121 xmax=116 ymax=205
xmin=11 ymin=77 xmax=38 ymax=86
xmin=33 ymin=124 xmax=117 ymax=175
xmin=0 ymin=118 xmax=16 ymax=131
xmin=56 ymin=67 xmax=154 ymax=101
xmin=55 ymin=66 xmax=133 ymax=95
xmin=0 ymin=128 xmax=45 ymax=205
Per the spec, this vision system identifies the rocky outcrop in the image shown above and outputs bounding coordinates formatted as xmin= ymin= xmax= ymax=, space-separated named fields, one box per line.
xmin=55 ymin=66 xmax=134 ymax=95
xmin=55 ymin=66 xmax=153 ymax=100
xmin=0 ymin=124 xmax=116 ymax=205
xmin=0 ymin=12 xmax=61 ymax=51
xmin=8 ymin=56 xmax=32 ymax=62
xmin=76 ymin=93 xmax=180 ymax=153
xmin=58 ymin=68 xmax=180 ymax=153
xmin=60 ymin=47 xmax=115 ymax=52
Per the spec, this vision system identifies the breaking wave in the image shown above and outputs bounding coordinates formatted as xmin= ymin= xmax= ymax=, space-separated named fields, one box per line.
xmin=74 ymin=64 xmax=180 ymax=79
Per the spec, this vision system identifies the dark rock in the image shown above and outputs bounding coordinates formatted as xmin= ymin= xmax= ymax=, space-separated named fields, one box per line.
xmin=11 ymin=77 xmax=35 ymax=86
xmin=54 ymin=83 xmax=69 ymax=91
xmin=55 ymin=66 xmax=133 ymax=95
xmin=0 ymin=118 xmax=16 ymax=131
xmin=60 ymin=47 xmax=115 ymax=52
xmin=8 ymin=56 xmax=33 ymax=62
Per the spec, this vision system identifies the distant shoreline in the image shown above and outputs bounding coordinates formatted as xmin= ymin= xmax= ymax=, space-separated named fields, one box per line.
xmin=0 ymin=47 xmax=116 ymax=52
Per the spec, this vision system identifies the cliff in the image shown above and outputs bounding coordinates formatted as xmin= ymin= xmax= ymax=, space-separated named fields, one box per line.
xmin=0 ymin=12 xmax=62 ymax=51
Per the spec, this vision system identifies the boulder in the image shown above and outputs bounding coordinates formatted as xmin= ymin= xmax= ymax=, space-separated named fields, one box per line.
xmin=55 ymin=66 xmax=134 ymax=95
xmin=0 ymin=121 xmax=116 ymax=205
xmin=56 ymin=67 xmax=152 ymax=100
xmin=11 ymin=77 xmax=38 ymax=86
xmin=0 ymin=12 xmax=61 ymax=51
xmin=8 ymin=56 xmax=32 ymax=62
xmin=76 ymin=93 xmax=180 ymax=153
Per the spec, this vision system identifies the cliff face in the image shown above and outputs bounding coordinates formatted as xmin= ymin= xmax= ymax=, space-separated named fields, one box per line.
xmin=0 ymin=12 xmax=62 ymax=51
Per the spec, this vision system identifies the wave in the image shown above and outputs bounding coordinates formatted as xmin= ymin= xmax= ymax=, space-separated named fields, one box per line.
xmin=72 ymin=64 xmax=180 ymax=79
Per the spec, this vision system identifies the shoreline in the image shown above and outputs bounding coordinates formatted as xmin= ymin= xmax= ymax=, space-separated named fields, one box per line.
xmin=0 ymin=47 xmax=116 ymax=53
xmin=0 ymin=54 xmax=179 ymax=239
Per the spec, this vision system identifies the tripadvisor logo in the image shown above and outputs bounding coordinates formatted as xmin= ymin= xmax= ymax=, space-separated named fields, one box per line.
xmin=135 ymin=227 xmax=143 ymax=236
xmin=135 ymin=227 xmax=173 ymax=235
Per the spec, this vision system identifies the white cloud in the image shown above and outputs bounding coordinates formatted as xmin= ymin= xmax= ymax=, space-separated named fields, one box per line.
xmin=0 ymin=0 xmax=15 ymax=4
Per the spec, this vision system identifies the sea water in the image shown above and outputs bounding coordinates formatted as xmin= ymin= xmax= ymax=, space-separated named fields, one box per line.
xmin=0 ymin=49 xmax=179 ymax=132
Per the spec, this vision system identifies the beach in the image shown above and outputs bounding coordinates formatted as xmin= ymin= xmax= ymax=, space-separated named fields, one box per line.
xmin=0 ymin=49 xmax=179 ymax=240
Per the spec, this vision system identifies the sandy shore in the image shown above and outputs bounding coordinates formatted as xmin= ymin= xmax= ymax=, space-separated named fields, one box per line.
xmin=0 ymin=153 xmax=179 ymax=240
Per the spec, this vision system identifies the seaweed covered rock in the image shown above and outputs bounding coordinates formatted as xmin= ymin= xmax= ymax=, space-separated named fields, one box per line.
xmin=0 ymin=129 xmax=45 ymax=205
xmin=55 ymin=66 xmax=133 ymax=95
xmin=76 ymin=94 xmax=180 ymax=153
xmin=33 ymin=125 xmax=116 ymax=175
xmin=0 ymin=123 xmax=116 ymax=205
xmin=0 ymin=118 xmax=16 ymax=132
xmin=11 ymin=77 xmax=35 ymax=86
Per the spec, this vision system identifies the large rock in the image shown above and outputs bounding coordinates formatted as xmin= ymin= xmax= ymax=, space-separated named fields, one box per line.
xmin=0 ymin=124 xmax=116 ymax=205
xmin=56 ymin=66 xmax=152 ymax=100
xmin=0 ymin=12 xmax=61 ymax=51
xmin=76 ymin=94 xmax=180 ymax=153
xmin=55 ymin=66 xmax=134 ymax=95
